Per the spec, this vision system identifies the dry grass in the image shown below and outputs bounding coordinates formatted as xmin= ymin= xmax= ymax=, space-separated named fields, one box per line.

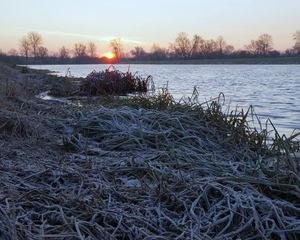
xmin=0 ymin=109 xmax=39 ymax=137
xmin=79 ymin=66 xmax=154 ymax=96
xmin=0 ymin=88 xmax=299 ymax=239
xmin=47 ymin=75 xmax=79 ymax=97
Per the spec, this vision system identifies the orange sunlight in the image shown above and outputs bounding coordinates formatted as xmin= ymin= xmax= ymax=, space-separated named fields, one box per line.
xmin=101 ymin=52 xmax=115 ymax=59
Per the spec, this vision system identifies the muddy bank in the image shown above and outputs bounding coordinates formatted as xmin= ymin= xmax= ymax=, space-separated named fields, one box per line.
xmin=0 ymin=63 xmax=299 ymax=239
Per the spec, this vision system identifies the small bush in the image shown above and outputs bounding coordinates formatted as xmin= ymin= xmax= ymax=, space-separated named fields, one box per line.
xmin=80 ymin=66 xmax=154 ymax=95
xmin=20 ymin=66 xmax=29 ymax=74
xmin=48 ymin=76 xmax=75 ymax=97
xmin=1 ymin=78 xmax=20 ymax=97
xmin=0 ymin=110 xmax=40 ymax=137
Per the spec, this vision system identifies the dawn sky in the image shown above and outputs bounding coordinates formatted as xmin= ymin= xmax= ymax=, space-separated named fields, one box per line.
xmin=1 ymin=0 xmax=300 ymax=53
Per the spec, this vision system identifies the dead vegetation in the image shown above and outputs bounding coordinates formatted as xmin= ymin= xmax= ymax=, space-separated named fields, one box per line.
xmin=0 ymin=63 xmax=299 ymax=239
xmin=47 ymin=75 xmax=78 ymax=97
xmin=80 ymin=66 xmax=154 ymax=95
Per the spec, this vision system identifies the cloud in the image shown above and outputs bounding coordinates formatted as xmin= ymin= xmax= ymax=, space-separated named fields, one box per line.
xmin=31 ymin=29 xmax=144 ymax=45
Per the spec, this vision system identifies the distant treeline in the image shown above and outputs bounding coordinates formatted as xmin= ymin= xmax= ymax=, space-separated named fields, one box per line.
xmin=0 ymin=55 xmax=105 ymax=65
xmin=1 ymin=31 xmax=300 ymax=64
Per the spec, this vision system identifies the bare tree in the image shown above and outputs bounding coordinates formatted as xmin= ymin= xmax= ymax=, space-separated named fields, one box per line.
xmin=130 ymin=46 xmax=147 ymax=59
xmin=257 ymin=34 xmax=273 ymax=55
xmin=150 ymin=44 xmax=168 ymax=60
xmin=27 ymin=32 xmax=43 ymax=57
xmin=173 ymin=32 xmax=192 ymax=58
xmin=202 ymin=40 xmax=217 ymax=56
xmin=110 ymin=38 xmax=123 ymax=60
xmin=20 ymin=37 xmax=31 ymax=58
xmin=293 ymin=30 xmax=300 ymax=53
xmin=246 ymin=34 xmax=273 ymax=56
xmin=87 ymin=42 xmax=97 ymax=58
xmin=74 ymin=43 xmax=87 ymax=58
xmin=8 ymin=49 xmax=19 ymax=56
xmin=59 ymin=46 xmax=70 ymax=59
xmin=224 ymin=45 xmax=235 ymax=55
xmin=215 ymin=36 xmax=226 ymax=55
xmin=245 ymin=40 xmax=258 ymax=54
xmin=37 ymin=46 xmax=48 ymax=58
xmin=190 ymin=34 xmax=204 ymax=57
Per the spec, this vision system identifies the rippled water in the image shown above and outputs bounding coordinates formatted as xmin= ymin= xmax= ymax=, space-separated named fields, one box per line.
xmin=29 ymin=64 xmax=300 ymax=135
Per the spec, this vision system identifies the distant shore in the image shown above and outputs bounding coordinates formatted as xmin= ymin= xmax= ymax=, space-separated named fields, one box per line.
xmin=120 ymin=56 xmax=300 ymax=65
xmin=2 ymin=56 xmax=300 ymax=66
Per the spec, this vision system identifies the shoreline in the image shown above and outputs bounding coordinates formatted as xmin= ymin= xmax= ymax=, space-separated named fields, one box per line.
xmin=120 ymin=56 xmax=300 ymax=65
xmin=3 ymin=56 xmax=300 ymax=66
xmin=0 ymin=62 xmax=299 ymax=239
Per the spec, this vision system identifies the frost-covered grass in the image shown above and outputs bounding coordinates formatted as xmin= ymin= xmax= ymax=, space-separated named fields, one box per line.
xmin=0 ymin=86 xmax=299 ymax=239
xmin=0 ymin=62 xmax=299 ymax=239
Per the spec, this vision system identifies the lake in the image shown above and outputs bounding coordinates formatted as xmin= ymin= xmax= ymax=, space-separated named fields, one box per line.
xmin=29 ymin=64 xmax=300 ymax=135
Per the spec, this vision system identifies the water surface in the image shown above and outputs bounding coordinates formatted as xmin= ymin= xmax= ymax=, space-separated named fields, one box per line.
xmin=29 ymin=64 xmax=300 ymax=135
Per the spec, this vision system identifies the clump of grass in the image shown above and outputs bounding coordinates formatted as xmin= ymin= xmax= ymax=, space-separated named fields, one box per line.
xmin=20 ymin=66 xmax=29 ymax=74
xmin=0 ymin=110 xmax=41 ymax=138
xmin=2 ymin=78 xmax=20 ymax=97
xmin=47 ymin=75 xmax=78 ymax=97
xmin=80 ymin=66 xmax=154 ymax=95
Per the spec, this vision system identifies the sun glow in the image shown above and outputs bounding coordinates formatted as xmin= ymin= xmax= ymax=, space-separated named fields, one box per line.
xmin=101 ymin=52 xmax=115 ymax=59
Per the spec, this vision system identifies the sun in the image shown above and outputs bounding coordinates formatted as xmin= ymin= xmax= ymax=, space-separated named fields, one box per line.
xmin=101 ymin=52 xmax=115 ymax=59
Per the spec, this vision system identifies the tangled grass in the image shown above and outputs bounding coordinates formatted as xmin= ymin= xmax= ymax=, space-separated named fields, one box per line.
xmin=0 ymin=89 xmax=299 ymax=239
xmin=80 ymin=66 xmax=154 ymax=96
xmin=47 ymin=76 xmax=75 ymax=97
xmin=0 ymin=110 xmax=39 ymax=137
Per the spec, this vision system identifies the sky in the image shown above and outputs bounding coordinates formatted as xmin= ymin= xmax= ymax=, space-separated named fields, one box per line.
xmin=0 ymin=0 xmax=300 ymax=54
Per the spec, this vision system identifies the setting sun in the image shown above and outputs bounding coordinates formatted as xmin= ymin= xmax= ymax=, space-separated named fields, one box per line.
xmin=101 ymin=52 xmax=115 ymax=59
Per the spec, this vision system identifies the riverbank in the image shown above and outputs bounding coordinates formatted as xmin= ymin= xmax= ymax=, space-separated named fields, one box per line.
xmin=0 ymin=63 xmax=299 ymax=239
xmin=121 ymin=56 xmax=300 ymax=65
xmin=2 ymin=56 xmax=300 ymax=66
